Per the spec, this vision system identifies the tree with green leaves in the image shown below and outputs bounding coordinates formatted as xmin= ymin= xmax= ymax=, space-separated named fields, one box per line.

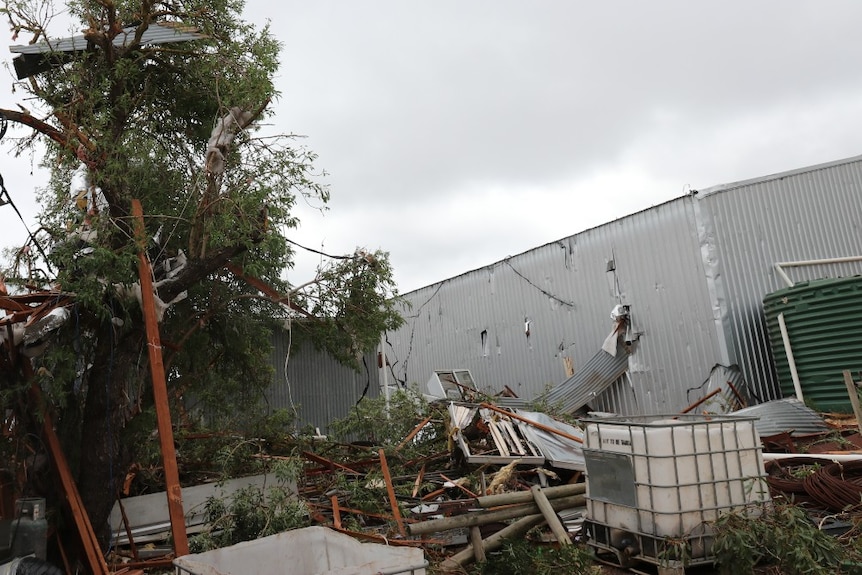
xmin=0 ymin=0 xmax=402 ymax=549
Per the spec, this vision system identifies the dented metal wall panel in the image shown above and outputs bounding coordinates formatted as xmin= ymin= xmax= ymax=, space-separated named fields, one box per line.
xmin=268 ymin=328 xmax=379 ymax=433
xmin=696 ymin=155 xmax=862 ymax=403
xmin=272 ymin=156 xmax=862 ymax=424
xmin=387 ymin=198 xmax=725 ymax=415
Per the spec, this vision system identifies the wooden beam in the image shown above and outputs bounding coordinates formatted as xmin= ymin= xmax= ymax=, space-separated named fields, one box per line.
xmin=301 ymin=451 xmax=361 ymax=475
xmin=411 ymin=464 xmax=425 ymax=498
xmin=131 ymin=199 xmax=189 ymax=557
xmin=440 ymin=474 xmax=478 ymax=498
xmin=224 ymin=263 xmax=312 ymax=317
xmin=330 ymin=495 xmax=342 ymax=529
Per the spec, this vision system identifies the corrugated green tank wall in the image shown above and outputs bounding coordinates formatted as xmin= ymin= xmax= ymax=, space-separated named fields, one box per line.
xmin=763 ymin=276 xmax=862 ymax=413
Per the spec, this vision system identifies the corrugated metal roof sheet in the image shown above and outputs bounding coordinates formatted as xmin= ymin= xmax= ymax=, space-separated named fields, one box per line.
xmin=389 ymin=196 xmax=723 ymax=415
xmin=514 ymin=409 xmax=585 ymax=470
xmin=267 ymin=155 xmax=862 ymax=426
xmin=9 ymin=22 xmax=204 ymax=54
xmin=499 ymin=343 xmax=629 ymax=414
xmin=732 ymin=398 xmax=829 ymax=438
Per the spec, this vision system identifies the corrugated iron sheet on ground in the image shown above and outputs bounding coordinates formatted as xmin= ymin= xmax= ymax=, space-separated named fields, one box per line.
xmin=732 ymin=398 xmax=829 ymax=438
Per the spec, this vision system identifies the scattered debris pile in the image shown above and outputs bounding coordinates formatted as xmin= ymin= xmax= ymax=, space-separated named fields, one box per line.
xmin=108 ymin=389 xmax=862 ymax=575
xmin=5 ymin=285 xmax=862 ymax=574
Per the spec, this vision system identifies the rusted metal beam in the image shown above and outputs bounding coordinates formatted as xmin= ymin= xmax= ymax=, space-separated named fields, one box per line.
xmin=479 ymin=403 xmax=584 ymax=444
xmin=395 ymin=416 xmax=432 ymax=452
xmin=301 ymin=451 xmax=362 ymax=475
xmin=680 ymin=387 xmax=722 ymax=414
xmin=378 ymin=449 xmax=406 ymax=536
xmin=25 ymin=364 xmax=109 ymax=575
xmin=131 ymin=199 xmax=189 ymax=557
xmin=330 ymin=495 xmax=342 ymax=529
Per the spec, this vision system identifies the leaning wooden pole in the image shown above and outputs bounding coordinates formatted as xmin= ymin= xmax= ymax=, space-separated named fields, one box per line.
xmin=441 ymin=513 xmax=547 ymax=569
xmin=132 ymin=199 xmax=189 ymax=557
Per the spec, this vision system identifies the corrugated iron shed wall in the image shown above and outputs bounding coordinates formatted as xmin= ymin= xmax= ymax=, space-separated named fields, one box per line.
xmin=267 ymin=328 xmax=379 ymax=433
xmin=265 ymin=155 xmax=862 ymax=422
xmin=697 ymin=155 xmax=862 ymax=402
xmin=386 ymin=198 xmax=725 ymax=415
xmin=385 ymin=155 xmax=862 ymax=415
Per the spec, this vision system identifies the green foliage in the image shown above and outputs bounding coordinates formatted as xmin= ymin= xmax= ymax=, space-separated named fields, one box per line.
xmin=0 ymin=0 xmax=406 ymax=542
xmin=123 ymin=406 xmax=305 ymax=493
xmin=292 ymin=249 xmax=404 ymax=370
xmin=189 ymin=480 xmax=310 ymax=553
xmin=330 ymin=471 xmax=389 ymax=517
xmin=470 ymin=539 xmax=601 ymax=575
xmin=657 ymin=536 xmax=691 ymax=568
xmin=328 ymin=387 xmax=431 ymax=447
xmin=525 ymin=384 xmax=580 ymax=426
xmin=712 ymin=503 xmax=862 ymax=575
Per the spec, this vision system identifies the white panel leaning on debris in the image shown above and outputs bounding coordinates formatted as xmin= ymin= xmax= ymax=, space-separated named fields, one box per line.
xmin=110 ymin=473 xmax=288 ymax=546
xmin=173 ymin=526 xmax=427 ymax=575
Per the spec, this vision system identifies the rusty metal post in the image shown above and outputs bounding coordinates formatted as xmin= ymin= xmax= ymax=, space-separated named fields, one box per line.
xmin=132 ymin=199 xmax=189 ymax=557
xmin=24 ymin=363 xmax=109 ymax=575
xmin=378 ymin=449 xmax=406 ymax=536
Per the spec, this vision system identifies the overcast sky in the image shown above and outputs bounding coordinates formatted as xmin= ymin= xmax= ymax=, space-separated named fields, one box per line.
xmin=3 ymin=1 xmax=862 ymax=293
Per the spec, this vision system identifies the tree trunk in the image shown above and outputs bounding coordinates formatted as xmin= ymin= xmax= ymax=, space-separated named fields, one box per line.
xmin=77 ymin=322 xmax=144 ymax=548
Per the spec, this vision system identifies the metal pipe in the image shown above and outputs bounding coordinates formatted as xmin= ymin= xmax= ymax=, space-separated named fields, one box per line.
xmin=377 ymin=561 xmax=430 ymax=575
xmin=777 ymin=313 xmax=804 ymax=402
xmin=762 ymin=453 xmax=862 ymax=462
xmin=774 ymin=255 xmax=862 ymax=287
xmin=774 ymin=264 xmax=795 ymax=288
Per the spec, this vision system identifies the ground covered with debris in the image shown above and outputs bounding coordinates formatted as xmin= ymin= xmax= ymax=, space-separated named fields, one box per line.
xmin=101 ymin=388 xmax=862 ymax=575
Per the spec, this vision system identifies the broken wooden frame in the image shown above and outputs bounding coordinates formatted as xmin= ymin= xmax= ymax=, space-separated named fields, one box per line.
xmin=448 ymin=402 xmax=586 ymax=469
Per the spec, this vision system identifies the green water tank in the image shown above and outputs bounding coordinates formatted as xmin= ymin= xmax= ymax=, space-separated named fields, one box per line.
xmin=763 ymin=276 xmax=862 ymax=413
